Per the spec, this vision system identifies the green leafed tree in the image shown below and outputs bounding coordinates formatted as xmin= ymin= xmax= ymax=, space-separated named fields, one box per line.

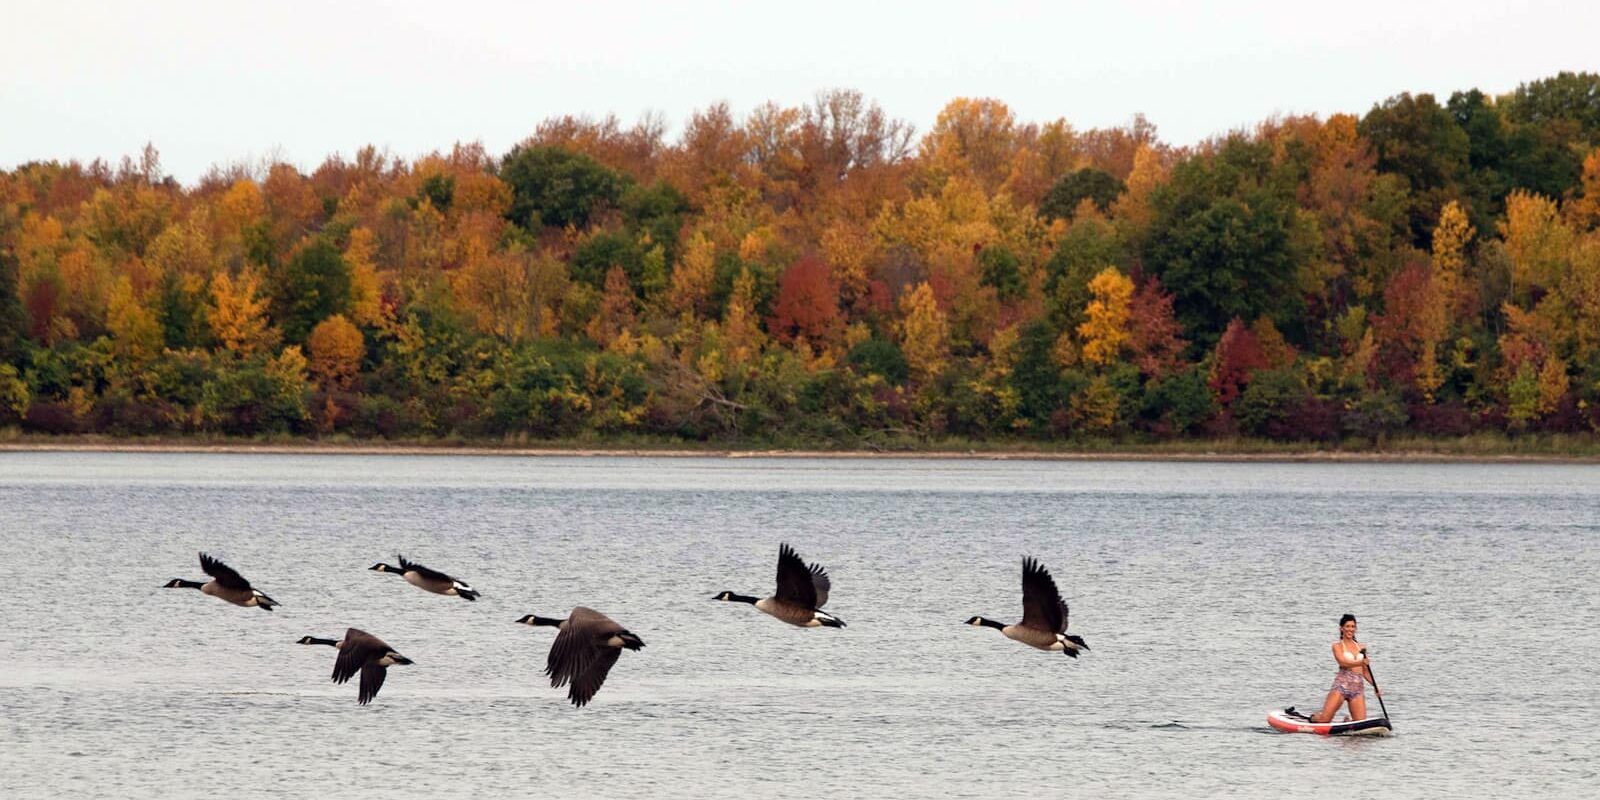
xmin=499 ymin=145 xmax=630 ymax=231
xmin=272 ymin=238 xmax=352 ymax=344
xmin=621 ymin=180 xmax=689 ymax=263
xmin=1045 ymin=215 xmax=1126 ymax=329
xmin=0 ymin=246 xmax=23 ymax=362
xmin=846 ymin=337 xmax=909 ymax=385
xmin=1040 ymin=167 xmax=1125 ymax=222
xmin=977 ymin=246 xmax=1025 ymax=300
xmin=1358 ymin=92 xmax=1470 ymax=244
xmin=1505 ymin=71 xmax=1600 ymax=137
xmin=1142 ymin=137 xmax=1308 ymax=348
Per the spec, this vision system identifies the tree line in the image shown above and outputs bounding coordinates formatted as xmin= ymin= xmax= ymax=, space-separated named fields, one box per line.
xmin=3 ymin=74 xmax=1599 ymax=445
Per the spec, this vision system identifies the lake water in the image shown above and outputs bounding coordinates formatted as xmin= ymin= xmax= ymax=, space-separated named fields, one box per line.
xmin=1 ymin=452 xmax=1596 ymax=798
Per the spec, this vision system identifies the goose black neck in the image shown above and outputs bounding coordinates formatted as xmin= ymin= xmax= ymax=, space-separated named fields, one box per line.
xmin=720 ymin=593 xmax=758 ymax=604
xmin=979 ymin=618 xmax=1006 ymax=630
xmin=302 ymin=637 xmax=339 ymax=647
xmin=167 ymin=579 xmax=204 ymax=589
xmin=527 ymin=616 xmax=565 ymax=627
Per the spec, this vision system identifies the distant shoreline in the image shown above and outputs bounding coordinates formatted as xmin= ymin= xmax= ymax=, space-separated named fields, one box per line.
xmin=2 ymin=437 xmax=1598 ymax=463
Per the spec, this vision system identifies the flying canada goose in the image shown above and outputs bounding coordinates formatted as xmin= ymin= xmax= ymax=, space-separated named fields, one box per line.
xmin=163 ymin=552 xmax=279 ymax=611
xmin=712 ymin=543 xmax=845 ymax=628
xmin=526 ymin=607 xmax=644 ymax=708
xmin=368 ymin=555 xmax=479 ymax=601
xmin=965 ymin=557 xmax=1089 ymax=657
xmin=299 ymin=628 xmax=414 ymax=704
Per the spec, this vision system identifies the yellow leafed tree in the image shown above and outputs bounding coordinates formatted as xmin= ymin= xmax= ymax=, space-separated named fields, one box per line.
xmin=217 ymin=178 xmax=265 ymax=233
xmin=1077 ymin=267 xmax=1133 ymax=366
xmin=669 ymin=231 xmax=716 ymax=319
xmin=343 ymin=227 xmax=384 ymax=326
xmin=454 ymin=250 xmax=533 ymax=341
xmin=1536 ymin=355 xmax=1569 ymax=416
xmin=106 ymin=276 xmax=162 ymax=361
xmin=920 ymin=98 xmax=1017 ymax=192
xmin=1071 ymin=376 xmax=1120 ymax=434
xmin=215 ymin=179 xmax=266 ymax=272
xmin=1111 ymin=144 xmax=1168 ymax=237
xmin=721 ymin=268 xmax=765 ymax=369
xmin=208 ymin=269 xmax=279 ymax=358
xmin=1431 ymin=201 xmax=1473 ymax=304
xmin=898 ymin=282 xmax=949 ymax=383
xmin=1500 ymin=190 xmax=1573 ymax=297
xmin=819 ymin=220 xmax=872 ymax=303
xmin=145 ymin=211 xmax=215 ymax=279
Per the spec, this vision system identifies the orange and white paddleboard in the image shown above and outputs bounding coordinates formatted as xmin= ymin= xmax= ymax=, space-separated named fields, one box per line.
xmin=1267 ymin=709 xmax=1393 ymax=736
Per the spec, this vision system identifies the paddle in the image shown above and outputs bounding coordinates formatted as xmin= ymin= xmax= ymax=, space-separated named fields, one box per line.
xmin=1360 ymin=646 xmax=1391 ymax=725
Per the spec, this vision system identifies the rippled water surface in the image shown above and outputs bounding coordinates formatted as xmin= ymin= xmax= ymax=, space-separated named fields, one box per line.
xmin=2 ymin=453 xmax=1597 ymax=798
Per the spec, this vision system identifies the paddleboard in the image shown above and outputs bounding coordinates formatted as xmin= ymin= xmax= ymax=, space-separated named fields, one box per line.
xmin=1267 ymin=708 xmax=1392 ymax=736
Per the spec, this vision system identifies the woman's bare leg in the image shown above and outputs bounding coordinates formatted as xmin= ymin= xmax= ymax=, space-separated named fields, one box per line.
xmin=1349 ymin=693 xmax=1368 ymax=720
xmin=1310 ymin=690 xmax=1344 ymax=723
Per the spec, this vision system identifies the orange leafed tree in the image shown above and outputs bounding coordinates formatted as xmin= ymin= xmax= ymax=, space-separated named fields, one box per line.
xmin=307 ymin=314 xmax=364 ymax=388
xmin=1126 ymin=276 xmax=1187 ymax=378
xmin=768 ymin=255 xmax=841 ymax=347
xmin=1566 ymin=148 xmax=1600 ymax=231
xmin=587 ymin=266 xmax=636 ymax=347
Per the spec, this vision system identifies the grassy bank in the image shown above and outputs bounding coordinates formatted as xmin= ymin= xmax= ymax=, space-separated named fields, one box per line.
xmin=3 ymin=428 xmax=1599 ymax=461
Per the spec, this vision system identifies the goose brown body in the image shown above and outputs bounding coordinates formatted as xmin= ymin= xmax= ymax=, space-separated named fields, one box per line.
xmin=540 ymin=607 xmax=644 ymax=708
xmin=322 ymin=628 xmax=413 ymax=705
xmin=966 ymin=557 xmax=1088 ymax=657
xmin=714 ymin=543 xmax=845 ymax=628
xmin=163 ymin=553 xmax=279 ymax=611
xmin=369 ymin=556 xmax=479 ymax=601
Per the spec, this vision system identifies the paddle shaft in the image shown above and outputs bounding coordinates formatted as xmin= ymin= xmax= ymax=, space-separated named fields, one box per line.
xmin=1360 ymin=645 xmax=1391 ymax=722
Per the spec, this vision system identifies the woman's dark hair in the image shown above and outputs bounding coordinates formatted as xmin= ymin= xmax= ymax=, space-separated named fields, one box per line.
xmin=1338 ymin=614 xmax=1357 ymax=627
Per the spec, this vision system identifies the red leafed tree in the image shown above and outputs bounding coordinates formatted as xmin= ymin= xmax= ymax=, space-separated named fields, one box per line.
xmin=24 ymin=278 xmax=62 ymax=341
xmin=1371 ymin=259 xmax=1444 ymax=391
xmin=1127 ymin=276 xmax=1187 ymax=378
xmin=768 ymin=254 xmax=842 ymax=345
xmin=1209 ymin=317 xmax=1267 ymax=406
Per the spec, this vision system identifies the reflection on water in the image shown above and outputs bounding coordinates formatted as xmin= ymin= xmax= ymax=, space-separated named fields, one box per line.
xmin=1 ymin=453 xmax=1597 ymax=798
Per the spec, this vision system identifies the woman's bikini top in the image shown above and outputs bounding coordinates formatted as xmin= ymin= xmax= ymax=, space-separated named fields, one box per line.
xmin=1338 ymin=642 xmax=1364 ymax=667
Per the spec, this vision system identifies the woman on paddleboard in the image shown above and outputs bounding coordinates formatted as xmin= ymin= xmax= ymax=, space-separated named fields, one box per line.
xmin=1308 ymin=614 xmax=1381 ymax=723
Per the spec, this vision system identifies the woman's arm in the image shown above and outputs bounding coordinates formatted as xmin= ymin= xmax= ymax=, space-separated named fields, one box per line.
xmin=1356 ymin=647 xmax=1383 ymax=696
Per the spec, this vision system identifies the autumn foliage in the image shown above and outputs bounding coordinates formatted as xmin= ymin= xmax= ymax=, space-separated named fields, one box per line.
xmin=768 ymin=255 xmax=841 ymax=347
xmin=4 ymin=76 xmax=1600 ymax=443
xmin=307 ymin=314 xmax=364 ymax=388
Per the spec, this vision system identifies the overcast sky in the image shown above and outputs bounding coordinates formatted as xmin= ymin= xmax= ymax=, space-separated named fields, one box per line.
xmin=4 ymin=0 xmax=1597 ymax=184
